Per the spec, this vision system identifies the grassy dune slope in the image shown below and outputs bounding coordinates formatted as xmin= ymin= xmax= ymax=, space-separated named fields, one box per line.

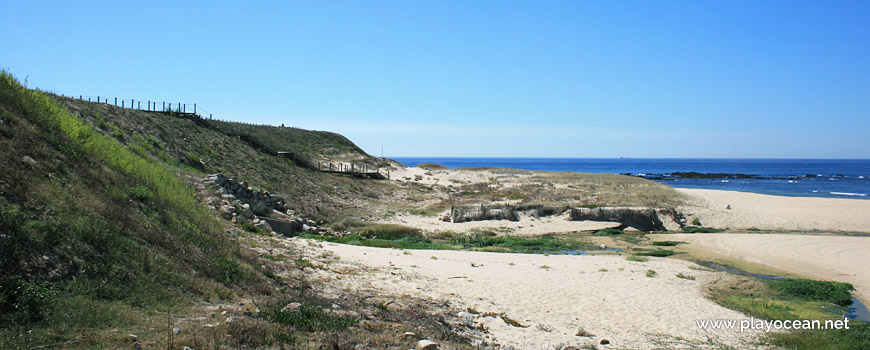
xmin=0 ymin=70 xmax=271 ymax=346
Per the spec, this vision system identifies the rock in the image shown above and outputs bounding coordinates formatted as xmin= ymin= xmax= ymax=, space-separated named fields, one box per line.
xmin=133 ymin=341 xmax=142 ymax=350
xmin=600 ymin=244 xmax=607 ymax=249
xmin=726 ymin=204 xmax=731 ymax=210
xmin=599 ymin=339 xmax=610 ymax=345
xmin=281 ymin=302 xmax=302 ymax=313
xmin=302 ymin=224 xmax=311 ymax=232
xmin=255 ymin=220 xmax=272 ymax=232
xmin=21 ymin=155 xmax=36 ymax=165
xmin=173 ymin=327 xmax=180 ymax=334
xmin=457 ymin=311 xmax=474 ymax=325
xmin=403 ymin=331 xmax=416 ymax=338
xmin=569 ymin=207 xmax=682 ymax=231
xmin=560 ymin=346 xmax=579 ymax=350
xmin=416 ymin=339 xmax=438 ymax=350
xmin=439 ymin=214 xmax=451 ymax=222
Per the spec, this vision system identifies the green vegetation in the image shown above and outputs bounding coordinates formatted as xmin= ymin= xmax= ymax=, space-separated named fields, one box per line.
xmin=450 ymin=234 xmax=592 ymax=254
xmin=651 ymin=241 xmax=685 ymax=246
xmin=707 ymin=269 xmax=867 ymax=350
xmin=682 ymin=226 xmax=725 ymax=233
xmin=205 ymin=119 xmax=370 ymax=161
xmin=416 ymin=163 xmax=447 ymax=170
xmin=305 ymin=232 xmax=598 ymax=255
xmin=675 ymin=273 xmax=695 ymax=280
xmin=259 ymin=302 xmax=357 ymax=331
xmin=691 ymin=217 xmax=701 ymax=226
xmin=636 ymin=249 xmax=677 ymax=257
xmin=626 ymin=255 xmax=649 ymax=262
xmin=0 ymin=70 xmax=265 ymax=346
xmin=766 ymin=279 xmax=854 ymax=306
xmin=646 ymin=270 xmax=657 ymax=277
xmin=595 ymin=228 xmax=624 ymax=236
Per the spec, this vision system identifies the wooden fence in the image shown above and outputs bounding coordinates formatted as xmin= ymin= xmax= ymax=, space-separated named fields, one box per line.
xmin=61 ymin=93 xmax=388 ymax=179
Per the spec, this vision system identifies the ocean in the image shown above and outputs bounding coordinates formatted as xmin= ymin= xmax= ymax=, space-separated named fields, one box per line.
xmin=392 ymin=158 xmax=870 ymax=200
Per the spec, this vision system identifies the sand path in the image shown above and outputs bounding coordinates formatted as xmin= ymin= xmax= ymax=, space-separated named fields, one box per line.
xmin=312 ymin=241 xmax=762 ymax=349
xmin=662 ymin=233 xmax=870 ymax=303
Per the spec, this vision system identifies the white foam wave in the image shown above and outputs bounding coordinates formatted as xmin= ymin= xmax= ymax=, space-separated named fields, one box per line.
xmin=830 ymin=192 xmax=868 ymax=197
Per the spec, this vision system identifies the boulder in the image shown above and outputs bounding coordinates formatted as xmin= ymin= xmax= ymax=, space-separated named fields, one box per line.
xmin=569 ymin=207 xmax=682 ymax=231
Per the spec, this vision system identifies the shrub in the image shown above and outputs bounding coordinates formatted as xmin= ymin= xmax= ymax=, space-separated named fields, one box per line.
xmin=416 ymin=163 xmax=447 ymax=170
xmin=691 ymin=217 xmax=701 ymax=226
xmin=767 ymin=279 xmax=854 ymax=306
xmin=676 ymin=273 xmax=696 ymax=280
xmin=626 ymin=255 xmax=649 ymax=262
xmin=682 ymin=226 xmax=724 ymax=233
xmin=651 ymin=241 xmax=684 ymax=246
xmin=636 ymin=250 xmax=676 ymax=257
xmin=646 ymin=270 xmax=657 ymax=278
xmin=595 ymin=228 xmax=624 ymax=236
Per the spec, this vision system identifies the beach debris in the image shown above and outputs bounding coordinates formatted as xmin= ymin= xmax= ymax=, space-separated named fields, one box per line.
xmin=129 ymin=334 xmax=141 ymax=350
xmin=600 ymin=244 xmax=607 ymax=249
xmin=726 ymin=204 xmax=731 ymax=210
xmin=575 ymin=328 xmax=594 ymax=337
xmin=600 ymin=338 xmax=611 ymax=345
xmin=416 ymin=339 xmax=439 ymax=350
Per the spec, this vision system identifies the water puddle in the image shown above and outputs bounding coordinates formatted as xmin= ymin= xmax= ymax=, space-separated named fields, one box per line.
xmin=548 ymin=248 xmax=623 ymax=255
xmin=698 ymin=261 xmax=869 ymax=323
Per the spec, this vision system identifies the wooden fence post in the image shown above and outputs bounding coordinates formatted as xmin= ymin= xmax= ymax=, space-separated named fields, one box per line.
xmin=163 ymin=102 xmax=165 ymax=111
xmin=97 ymin=96 xmax=100 ymax=103
xmin=193 ymin=103 xmax=196 ymax=115
xmin=114 ymin=97 xmax=117 ymax=106
xmin=122 ymin=100 xmax=124 ymax=108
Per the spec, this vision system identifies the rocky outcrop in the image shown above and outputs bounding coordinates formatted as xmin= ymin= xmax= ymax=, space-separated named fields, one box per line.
xmin=569 ymin=207 xmax=683 ymax=231
xmin=451 ymin=205 xmax=518 ymax=223
xmin=202 ymin=174 xmax=356 ymax=238
xmin=207 ymin=173 xmax=288 ymax=213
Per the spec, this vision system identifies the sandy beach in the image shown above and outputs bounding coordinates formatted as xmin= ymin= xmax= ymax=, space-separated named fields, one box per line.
xmin=660 ymin=233 xmax=870 ymax=303
xmin=292 ymin=238 xmax=763 ymax=349
xmin=678 ymin=188 xmax=870 ymax=233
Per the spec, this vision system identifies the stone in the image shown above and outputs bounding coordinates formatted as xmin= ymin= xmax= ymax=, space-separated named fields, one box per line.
xmin=599 ymin=339 xmax=610 ymax=345
xmin=21 ymin=155 xmax=36 ymax=165
xmin=439 ymin=214 xmax=451 ymax=222
xmin=416 ymin=339 xmax=438 ymax=350
xmin=255 ymin=220 xmax=272 ymax=232
xmin=403 ymin=331 xmax=416 ymax=338
xmin=560 ymin=347 xmax=579 ymax=350
xmin=457 ymin=311 xmax=474 ymax=326
xmin=280 ymin=302 xmax=302 ymax=313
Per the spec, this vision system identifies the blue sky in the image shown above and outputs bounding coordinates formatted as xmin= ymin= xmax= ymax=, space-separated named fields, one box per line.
xmin=3 ymin=1 xmax=869 ymax=158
